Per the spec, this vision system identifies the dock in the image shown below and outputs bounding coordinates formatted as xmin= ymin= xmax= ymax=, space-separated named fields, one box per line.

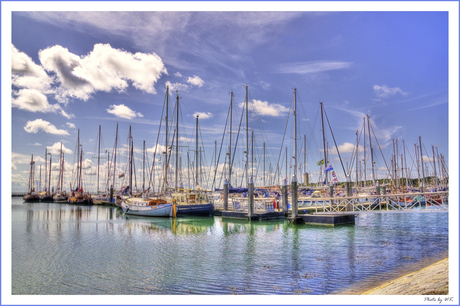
xmin=222 ymin=210 xmax=285 ymax=220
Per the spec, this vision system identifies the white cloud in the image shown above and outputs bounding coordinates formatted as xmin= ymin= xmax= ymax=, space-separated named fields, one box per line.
xmin=147 ymin=144 xmax=167 ymax=154
xmin=373 ymin=85 xmax=408 ymax=99
xmin=66 ymin=122 xmax=76 ymax=128
xmin=277 ymin=61 xmax=352 ymax=74
xmin=46 ymin=142 xmax=73 ymax=155
xmin=187 ymin=75 xmax=204 ymax=87
xmin=107 ymin=104 xmax=143 ymax=120
xmin=32 ymin=142 xmax=42 ymax=146
xmin=240 ymin=99 xmax=289 ymax=117
xmin=174 ymin=72 xmax=182 ymax=77
xmin=38 ymin=43 xmax=167 ymax=102
xmin=12 ymin=164 xmax=17 ymax=170
xmin=12 ymin=152 xmax=46 ymax=165
xmin=12 ymin=88 xmax=73 ymax=118
xmin=193 ymin=112 xmax=213 ymax=119
xmin=24 ymin=119 xmax=69 ymax=135
xmin=166 ymin=81 xmax=189 ymax=92
xmin=11 ymin=44 xmax=53 ymax=91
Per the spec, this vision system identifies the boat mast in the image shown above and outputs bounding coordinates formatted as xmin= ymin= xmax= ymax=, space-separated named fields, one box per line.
xmin=196 ymin=115 xmax=199 ymax=189
xmin=112 ymin=123 xmax=118 ymax=191
xmin=164 ymin=86 xmax=169 ymax=190
xmin=419 ymin=136 xmax=425 ymax=188
xmin=128 ymin=125 xmax=133 ymax=196
xmin=245 ymin=85 xmax=249 ymax=186
xmin=355 ymin=130 xmax=359 ymax=191
xmin=228 ymin=91 xmax=233 ymax=186
xmin=432 ymin=145 xmax=438 ymax=190
xmin=97 ymin=125 xmax=101 ymax=193
xmin=44 ymin=148 xmax=48 ymax=192
xmin=304 ymin=134 xmax=307 ymax=186
xmin=263 ymin=142 xmax=266 ymax=187
xmin=367 ymin=115 xmax=376 ymax=186
xmin=143 ymin=140 xmax=146 ymax=191
xmin=175 ymin=91 xmax=179 ymax=192
xmin=79 ymin=147 xmax=83 ymax=190
xmin=403 ymin=140 xmax=408 ymax=187
xmin=294 ymin=88 xmax=297 ymax=181
xmin=77 ymin=129 xmax=80 ymax=190
xmin=320 ymin=102 xmax=327 ymax=185
xmin=363 ymin=117 xmax=367 ymax=187
xmin=39 ymin=164 xmax=41 ymax=193
xmin=251 ymin=131 xmax=254 ymax=179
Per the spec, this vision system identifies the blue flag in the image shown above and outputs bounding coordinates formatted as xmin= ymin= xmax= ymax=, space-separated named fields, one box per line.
xmin=324 ymin=165 xmax=333 ymax=173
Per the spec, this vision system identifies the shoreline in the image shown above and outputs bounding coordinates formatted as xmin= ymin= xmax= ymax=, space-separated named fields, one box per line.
xmin=336 ymin=254 xmax=448 ymax=295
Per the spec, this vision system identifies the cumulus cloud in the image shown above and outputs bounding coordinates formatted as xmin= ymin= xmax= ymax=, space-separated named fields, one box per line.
xmin=240 ymin=99 xmax=289 ymax=117
xmin=12 ymin=88 xmax=74 ymax=118
xmin=373 ymin=85 xmax=408 ymax=99
xmin=147 ymin=144 xmax=167 ymax=154
xmin=277 ymin=61 xmax=352 ymax=74
xmin=166 ymin=81 xmax=189 ymax=92
xmin=187 ymin=75 xmax=204 ymax=87
xmin=174 ymin=72 xmax=182 ymax=77
xmin=66 ymin=122 xmax=76 ymax=128
xmin=37 ymin=43 xmax=167 ymax=102
xmin=46 ymin=142 xmax=73 ymax=155
xmin=12 ymin=152 xmax=46 ymax=165
xmin=107 ymin=104 xmax=143 ymax=120
xmin=193 ymin=112 xmax=213 ymax=119
xmin=24 ymin=119 xmax=69 ymax=135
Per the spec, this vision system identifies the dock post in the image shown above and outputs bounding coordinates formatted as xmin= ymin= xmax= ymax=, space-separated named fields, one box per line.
xmin=248 ymin=176 xmax=254 ymax=219
xmin=382 ymin=183 xmax=386 ymax=195
xmin=291 ymin=175 xmax=298 ymax=218
xmin=346 ymin=176 xmax=352 ymax=211
xmin=223 ymin=179 xmax=229 ymax=211
xmin=420 ymin=182 xmax=424 ymax=192
xmin=282 ymin=178 xmax=288 ymax=214
xmin=376 ymin=181 xmax=381 ymax=195
xmin=109 ymin=185 xmax=114 ymax=203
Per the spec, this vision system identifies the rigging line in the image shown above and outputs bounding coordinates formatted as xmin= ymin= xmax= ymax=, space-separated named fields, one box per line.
xmin=369 ymin=122 xmax=392 ymax=182
xmin=149 ymin=91 xmax=166 ymax=190
xmin=211 ymin=101 xmax=231 ymax=190
xmin=323 ymin=106 xmax=347 ymax=179
xmin=274 ymin=93 xmax=293 ymax=183
xmin=230 ymin=98 xmax=245 ymax=181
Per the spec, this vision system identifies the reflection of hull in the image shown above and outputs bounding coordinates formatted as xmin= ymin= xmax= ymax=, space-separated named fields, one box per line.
xmin=23 ymin=194 xmax=40 ymax=202
xmin=122 ymin=202 xmax=176 ymax=217
xmin=177 ymin=204 xmax=214 ymax=216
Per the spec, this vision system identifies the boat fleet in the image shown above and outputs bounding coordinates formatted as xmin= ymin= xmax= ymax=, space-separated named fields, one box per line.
xmin=20 ymin=86 xmax=448 ymax=216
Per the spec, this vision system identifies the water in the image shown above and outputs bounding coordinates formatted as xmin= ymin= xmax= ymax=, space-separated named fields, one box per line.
xmin=11 ymin=197 xmax=448 ymax=295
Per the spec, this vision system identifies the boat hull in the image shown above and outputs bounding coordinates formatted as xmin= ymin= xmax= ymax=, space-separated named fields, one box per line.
xmin=122 ymin=202 xmax=176 ymax=217
xmin=23 ymin=194 xmax=40 ymax=202
xmin=177 ymin=204 xmax=214 ymax=216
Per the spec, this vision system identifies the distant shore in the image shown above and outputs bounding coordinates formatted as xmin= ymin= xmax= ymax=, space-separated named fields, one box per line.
xmin=336 ymin=253 xmax=448 ymax=295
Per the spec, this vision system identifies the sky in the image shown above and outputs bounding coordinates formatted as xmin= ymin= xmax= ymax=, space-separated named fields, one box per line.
xmin=4 ymin=2 xmax=457 ymax=193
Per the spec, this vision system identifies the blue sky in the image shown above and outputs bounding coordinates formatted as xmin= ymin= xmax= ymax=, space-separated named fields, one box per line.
xmin=5 ymin=3 xmax=456 ymax=193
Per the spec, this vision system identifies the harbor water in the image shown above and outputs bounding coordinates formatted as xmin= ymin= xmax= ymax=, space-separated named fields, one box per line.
xmin=11 ymin=197 xmax=448 ymax=295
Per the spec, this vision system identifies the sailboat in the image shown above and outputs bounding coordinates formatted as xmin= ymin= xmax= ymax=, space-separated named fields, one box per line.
xmin=53 ymin=143 xmax=68 ymax=203
xmin=121 ymin=124 xmax=177 ymax=217
xmin=23 ymin=154 xmax=40 ymax=202
xmin=68 ymin=130 xmax=92 ymax=204
xmin=39 ymin=148 xmax=54 ymax=202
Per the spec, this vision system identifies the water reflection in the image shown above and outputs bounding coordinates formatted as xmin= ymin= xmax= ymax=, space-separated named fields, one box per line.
xmin=12 ymin=198 xmax=448 ymax=295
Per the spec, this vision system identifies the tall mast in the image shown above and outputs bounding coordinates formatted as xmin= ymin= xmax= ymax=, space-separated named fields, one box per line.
xmin=44 ymin=148 xmax=48 ymax=192
xmin=79 ymin=148 xmax=83 ymax=190
xmin=143 ymin=140 xmax=146 ymax=191
xmin=112 ymin=123 xmax=118 ymax=190
xmin=432 ymin=145 xmax=437 ymax=189
xmin=355 ymin=130 xmax=359 ymax=190
xmin=419 ymin=136 xmax=425 ymax=186
xmin=363 ymin=117 xmax=367 ymax=187
xmin=77 ymin=129 xmax=80 ymax=190
xmin=415 ymin=144 xmax=421 ymax=188
xmin=285 ymin=146 xmax=288 ymax=179
xmin=403 ymin=140 xmax=408 ymax=187
xmin=165 ymin=86 xmax=169 ymax=189
xmin=61 ymin=151 xmax=65 ymax=192
xmin=251 ymin=131 xmax=254 ymax=179
xmin=59 ymin=143 xmax=63 ymax=192
xmin=320 ymin=102 xmax=327 ymax=184
xmin=293 ymin=88 xmax=297 ymax=180
xmin=367 ymin=115 xmax=375 ymax=186
xmin=263 ymin=142 xmax=266 ymax=187
xmin=195 ymin=115 xmax=199 ymax=189
xmin=128 ymin=125 xmax=133 ymax=196
xmin=175 ymin=91 xmax=179 ymax=192
xmin=48 ymin=151 xmax=52 ymax=193
xmin=97 ymin=125 xmax=101 ymax=192
xmin=304 ymin=134 xmax=306 ymax=185
xmin=39 ymin=164 xmax=41 ymax=193
xmin=229 ymin=91 xmax=233 ymax=185
xmin=245 ymin=85 xmax=249 ymax=185
xmin=392 ymin=139 xmax=397 ymax=187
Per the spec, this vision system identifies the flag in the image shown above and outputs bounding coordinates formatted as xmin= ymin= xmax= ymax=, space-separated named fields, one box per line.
xmin=317 ymin=159 xmax=324 ymax=166
xmin=324 ymin=165 xmax=333 ymax=173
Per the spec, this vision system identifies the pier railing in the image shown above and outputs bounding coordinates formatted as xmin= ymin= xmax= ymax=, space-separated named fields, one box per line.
xmin=297 ymin=191 xmax=448 ymax=213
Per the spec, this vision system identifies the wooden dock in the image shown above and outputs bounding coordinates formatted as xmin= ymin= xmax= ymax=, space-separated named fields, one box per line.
xmin=222 ymin=210 xmax=286 ymax=220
